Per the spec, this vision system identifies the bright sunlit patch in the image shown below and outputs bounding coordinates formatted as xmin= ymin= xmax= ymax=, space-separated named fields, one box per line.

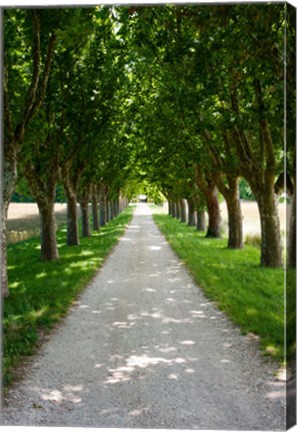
xmin=168 ymin=373 xmax=178 ymax=380
xmin=148 ymin=245 xmax=162 ymax=251
xmin=42 ymin=389 xmax=63 ymax=403
xmin=180 ymin=340 xmax=195 ymax=346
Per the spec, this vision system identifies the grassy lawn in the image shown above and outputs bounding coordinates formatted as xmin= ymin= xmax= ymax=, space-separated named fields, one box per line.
xmin=3 ymin=206 xmax=134 ymax=386
xmin=153 ymin=212 xmax=289 ymax=363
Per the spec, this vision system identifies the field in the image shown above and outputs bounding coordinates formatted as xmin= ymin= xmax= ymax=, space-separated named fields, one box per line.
xmin=162 ymin=200 xmax=287 ymax=239
xmin=7 ymin=201 xmax=287 ymax=244
xmin=7 ymin=203 xmax=67 ymax=243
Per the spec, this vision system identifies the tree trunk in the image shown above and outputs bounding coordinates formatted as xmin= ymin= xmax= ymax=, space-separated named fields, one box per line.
xmin=192 ymin=191 xmax=206 ymax=231
xmin=176 ymin=200 xmax=181 ymax=220
xmin=2 ymin=147 xmax=18 ymax=296
xmin=180 ymin=198 xmax=187 ymax=223
xmin=204 ymin=184 xmax=221 ymax=238
xmin=91 ymin=184 xmax=100 ymax=231
xmin=172 ymin=201 xmax=177 ymax=218
xmin=61 ymin=162 xmax=83 ymax=247
xmin=197 ymin=210 xmax=206 ymax=231
xmin=254 ymin=180 xmax=283 ymax=267
xmin=225 ymin=195 xmax=243 ymax=249
xmin=106 ymin=199 xmax=111 ymax=223
xmin=100 ymin=196 xmax=107 ymax=226
xmin=80 ymin=202 xmax=91 ymax=237
xmin=37 ymin=200 xmax=59 ymax=260
xmin=194 ymin=165 xmax=221 ymax=237
xmin=1 ymin=200 xmax=10 ymax=297
xmin=111 ymin=200 xmax=116 ymax=220
xmin=25 ymin=157 xmax=60 ymax=261
xmin=66 ymin=192 xmax=79 ymax=246
xmin=187 ymin=198 xmax=197 ymax=226
xmin=79 ymin=184 xmax=91 ymax=237
xmin=215 ymin=176 xmax=243 ymax=249
xmin=287 ymin=180 xmax=296 ymax=268
xmin=168 ymin=200 xmax=173 ymax=216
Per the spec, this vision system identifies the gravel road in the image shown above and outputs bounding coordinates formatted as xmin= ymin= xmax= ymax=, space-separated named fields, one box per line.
xmin=1 ymin=203 xmax=285 ymax=429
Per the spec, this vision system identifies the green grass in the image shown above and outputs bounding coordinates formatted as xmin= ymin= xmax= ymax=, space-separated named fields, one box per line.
xmin=153 ymin=213 xmax=289 ymax=363
xmin=3 ymin=206 xmax=134 ymax=386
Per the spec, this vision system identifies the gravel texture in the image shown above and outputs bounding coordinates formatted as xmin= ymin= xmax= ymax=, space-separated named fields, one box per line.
xmin=1 ymin=203 xmax=285 ymax=429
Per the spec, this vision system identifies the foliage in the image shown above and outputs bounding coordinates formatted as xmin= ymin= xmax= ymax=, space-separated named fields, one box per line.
xmin=239 ymin=178 xmax=255 ymax=201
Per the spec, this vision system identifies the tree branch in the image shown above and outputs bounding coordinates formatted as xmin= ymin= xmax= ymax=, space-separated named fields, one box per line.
xmin=15 ymin=10 xmax=41 ymax=143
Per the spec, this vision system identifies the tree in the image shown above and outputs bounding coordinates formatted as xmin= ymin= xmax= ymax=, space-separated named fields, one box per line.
xmin=3 ymin=9 xmax=56 ymax=295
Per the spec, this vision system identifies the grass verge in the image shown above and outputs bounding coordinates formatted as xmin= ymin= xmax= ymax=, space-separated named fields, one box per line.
xmin=153 ymin=213 xmax=288 ymax=363
xmin=3 ymin=206 xmax=134 ymax=386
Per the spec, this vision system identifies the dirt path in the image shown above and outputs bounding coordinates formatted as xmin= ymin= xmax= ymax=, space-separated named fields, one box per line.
xmin=1 ymin=203 xmax=285 ymax=429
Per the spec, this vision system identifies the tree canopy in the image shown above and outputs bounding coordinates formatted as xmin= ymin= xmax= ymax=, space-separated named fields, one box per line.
xmin=2 ymin=3 xmax=295 ymax=296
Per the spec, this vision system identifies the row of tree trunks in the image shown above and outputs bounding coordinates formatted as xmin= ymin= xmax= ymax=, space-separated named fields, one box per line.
xmin=230 ymin=78 xmax=283 ymax=267
xmin=168 ymin=195 xmax=208 ymax=234
xmin=86 ymin=187 xmax=130 ymax=236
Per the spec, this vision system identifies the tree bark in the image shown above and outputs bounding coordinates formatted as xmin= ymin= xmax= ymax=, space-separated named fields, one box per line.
xmin=66 ymin=192 xmax=79 ymax=245
xmin=172 ymin=201 xmax=177 ymax=218
xmin=61 ymin=162 xmax=84 ymax=246
xmin=214 ymin=174 xmax=243 ymax=249
xmin=204 ymin=184 xmax=221 ymax=238
xmin=80 ymin=202 xmax=91 ymax=237
xmin=287 ymin=180 xmax=296 ymax=268
xmin=168 ymin=200 xmax=173 ymax=216
xmin=194 ymin=165 xmax=221 ymax=238
xmin=180 ymin=198 xmax=187 ymax=223
xmin=79 ymin=184 xmax=91 ymax=238
xmin=106 ymin=198 xmax=111 ymax=223
xmin=2 ymin=141 xmax=19 ymax=296
xmin=1 ymin=201 xmax=10 ymax=297
xmin=225 ymin=194 xmax=243 ymax=249
xmin=37 ymin=200 xmax=59 ymax=260
xmin=99 ymin=185 xmax=109 ymax=226
xmin=191 ymin=190 xmax=206 ymax=231
xmin=176 ymin=200 xmax=181 ymax=220
xmin=24 ymin=154 xmax=60 ymax=261
xmin=100 ymin=196 xmax=107 ymax=226
xmin=91 ymin=184 xmax=100 ymax=231
xmin=253 ymin=176 xmax=283 ymax=267
xmin=197 ymin=210 xmax=206 ymax=231
xmin=187 ymin=198 xmax=197 ymax=226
